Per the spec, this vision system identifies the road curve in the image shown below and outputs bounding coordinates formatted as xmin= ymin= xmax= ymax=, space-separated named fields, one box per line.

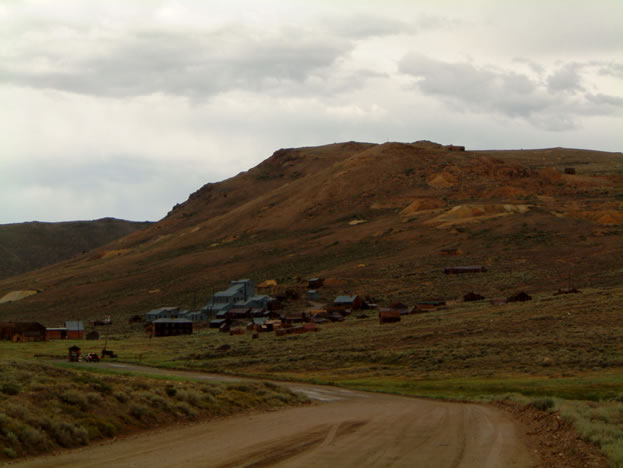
xmin=12 ymin=363 xmax=538 ymax=468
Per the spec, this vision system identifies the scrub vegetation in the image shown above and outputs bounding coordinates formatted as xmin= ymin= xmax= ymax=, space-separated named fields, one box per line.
xmin=0 ymin=360 xmax=307 ymax=461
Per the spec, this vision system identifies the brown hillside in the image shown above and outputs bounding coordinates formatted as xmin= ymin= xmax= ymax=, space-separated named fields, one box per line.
xmin=0 ymin=218 xmax=152 ymax=280
xmin=0 ymin=142 xmax=621 ymax=324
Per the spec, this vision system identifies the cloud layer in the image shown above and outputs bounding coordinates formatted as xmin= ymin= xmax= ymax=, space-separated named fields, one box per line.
xmin=0 ymin=0 xmax=621 ymax=223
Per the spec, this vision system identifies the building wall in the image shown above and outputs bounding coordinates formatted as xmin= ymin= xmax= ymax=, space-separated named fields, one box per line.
xmin=153 ymin=323 xmax=193 ymax=337
xmin=46 ymin=329 xmax=66 ymax=340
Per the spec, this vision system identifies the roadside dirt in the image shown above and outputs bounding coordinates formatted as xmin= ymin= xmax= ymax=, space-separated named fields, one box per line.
xmin=493 ymin=402 xmax=607 ymax=468
xmin=10 ymin=363 xmax=540 ymax=468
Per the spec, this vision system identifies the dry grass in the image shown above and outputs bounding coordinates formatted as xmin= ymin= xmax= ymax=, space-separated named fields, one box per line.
xmin=0 ymin=361 xmax=308 ymax=462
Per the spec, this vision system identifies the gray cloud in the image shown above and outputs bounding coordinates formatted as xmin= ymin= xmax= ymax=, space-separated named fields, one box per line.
xmin=547 ymin=63 xmax=584 ymax=93
xmin=0 ymin=26 xmax=355 ymax=99
xmin=598 ymin=62 xmax=623 ymax=79
xmin=399 ymin=54 xmax=622 ymax=130
xmin=324 ymin=13 xmax=457 ymax=39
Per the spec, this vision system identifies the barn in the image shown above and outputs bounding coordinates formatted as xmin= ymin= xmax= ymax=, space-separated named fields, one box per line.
xmin=65 ymin=321 xmax=85 ymax=340
xmin=152 ymin=318 xmax=193 ymax=337
xmin=507 ymin=291 xmax=532 ymax=302
xmin=333 ymin=295 xmax=363 ymax=310
xmin=0 ymin=322 xmax=47 ymax=342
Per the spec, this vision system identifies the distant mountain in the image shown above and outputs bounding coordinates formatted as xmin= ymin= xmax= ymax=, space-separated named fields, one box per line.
xmin=0 ymin=141 xmax=621 ymax=324
xmin=0 ymin=218 xmax=152 ymax=279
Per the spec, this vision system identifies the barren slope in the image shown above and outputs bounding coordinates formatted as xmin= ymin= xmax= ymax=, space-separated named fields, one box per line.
xmin=0 ymin=141 xmax=621 ymax=324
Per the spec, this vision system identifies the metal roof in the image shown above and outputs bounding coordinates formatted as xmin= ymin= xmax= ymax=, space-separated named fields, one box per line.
xmin=213 ymin=284 xmax=244 ymax=297
xmin=64 ymin=321 xmax=84 ymax=331
xmin=146 ymin=306 xmax=179 ymax=315
xmin=334 ymin=295 xmax=358 ymax=303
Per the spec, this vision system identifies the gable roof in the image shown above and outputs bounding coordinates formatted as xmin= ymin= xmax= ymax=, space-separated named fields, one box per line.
xmin=334 ymin=295 xmax=358 ymax=304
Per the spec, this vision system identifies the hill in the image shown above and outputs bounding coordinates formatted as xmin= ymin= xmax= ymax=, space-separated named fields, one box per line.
xmin=0 ymin=141 xmax=621 ymax=323
xmin=0 ymin=218 xmax=152 ymax=281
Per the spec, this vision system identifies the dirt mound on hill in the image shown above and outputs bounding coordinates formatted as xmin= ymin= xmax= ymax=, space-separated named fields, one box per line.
xmin=428 ymin=171 xmax=458 ymax=188
xmin=426 ymin=204 xmax=531 ymax=227
xmin=400 ymin=198 xmax=446 ymax=217
xmin=483 ymin=186 xmax=530 ymax=199
xmin=577 ymin=210 xmax=623 ymax=225
xmin=538 ymin=167 xmax=562 ymax=184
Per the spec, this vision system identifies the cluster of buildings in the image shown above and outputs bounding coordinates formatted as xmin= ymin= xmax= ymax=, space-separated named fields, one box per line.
xmin=145 ymin=279 xmax=279 ymax=337
xmin=0 ymin=320 xmax=100 ymax=342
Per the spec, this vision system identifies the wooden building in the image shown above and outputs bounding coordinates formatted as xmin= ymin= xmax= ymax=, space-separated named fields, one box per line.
xmin=0 ymin=322 xmax=47 ymax=342
xmin=152 ymin=318 xmax=193 ymax=337
xmin=65 ymin=321 xmax=85 ymax=340
xmin=308 ymin=278 xmax=324 ymax=289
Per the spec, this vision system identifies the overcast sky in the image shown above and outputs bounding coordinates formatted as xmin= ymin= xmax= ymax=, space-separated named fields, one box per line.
xmin=1 ymin=0 xmax=621 ymax=224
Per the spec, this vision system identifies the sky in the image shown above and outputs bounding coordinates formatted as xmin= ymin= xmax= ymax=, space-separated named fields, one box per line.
xmin=1 ymin=0 xmax=622 ymax=224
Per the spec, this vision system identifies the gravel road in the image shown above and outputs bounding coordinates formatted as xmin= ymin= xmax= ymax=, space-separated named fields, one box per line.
xmin=12 ymin=363 xmax=538 ymax=468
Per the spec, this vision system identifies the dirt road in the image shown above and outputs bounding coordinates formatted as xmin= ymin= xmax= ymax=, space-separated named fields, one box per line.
xmin=13 ymin=363 xmax=538 ymax=468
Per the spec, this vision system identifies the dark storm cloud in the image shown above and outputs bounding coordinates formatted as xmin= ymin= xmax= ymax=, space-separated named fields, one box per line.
xmin=0 ymin=26 xmax=354 ymax=99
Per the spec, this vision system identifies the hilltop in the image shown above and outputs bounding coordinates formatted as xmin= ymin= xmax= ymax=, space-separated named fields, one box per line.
xmin=0 ymin=218 xmax=152 ymax=281
xmin=0 ymin=141 xmax=621 ymax=323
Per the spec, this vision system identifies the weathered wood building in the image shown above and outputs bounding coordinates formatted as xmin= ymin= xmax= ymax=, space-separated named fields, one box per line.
xmin=152 ymin=318 xmax=193 ymax=337
xmin=0 ymin=322 xmax=47 ymax=342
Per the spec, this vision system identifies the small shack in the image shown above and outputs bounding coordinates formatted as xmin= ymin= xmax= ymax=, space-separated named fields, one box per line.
xmin=306 ymin=290 xmax=320 ymax=300
xmin=86 ymin=330 xmax=100 ymax=340
xmin=308 ymin=278 xmax=324 ymax=289
xmin=564 ymin=167 xmax=576 ymax=175
xmin=446 ymin=145 xmax=465 ymax=152
xmin=68 ymin=345 xmax=81 ymax=362
xmin=464 ymin=292 xmax=485 ymax=302
xmin=379 ymin=310 xmax=401 ymax=324
xmin=507 ymin=291 xmax=532 ymax=302
xmin=333 ymin=295 xmax=363 ymax=310
xmin=444 ymin=266 xmax=487 ymax=274
xmin=152 ymin=318 xmax=193 ymax=337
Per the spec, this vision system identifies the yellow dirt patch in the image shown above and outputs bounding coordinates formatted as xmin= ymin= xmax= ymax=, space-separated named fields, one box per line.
xmin=400 ymin=198 xmax=446 ymax=217
xmin=427 ymin=172 xmax=458 ymax=188
xmin=577 ymin=210 xmax=623 ymax=225
xmin=0 ymin=290 xmax=38 ymax=304
xmin=101 ymin=249 xmax=131 ymax=259
xmin=426 ymin=204 xmax=531 ymax=228
xmin=485 ymin=186 xmax=529 ymax=199
xmin=348 ymin=219 xmax=367 ymax=226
